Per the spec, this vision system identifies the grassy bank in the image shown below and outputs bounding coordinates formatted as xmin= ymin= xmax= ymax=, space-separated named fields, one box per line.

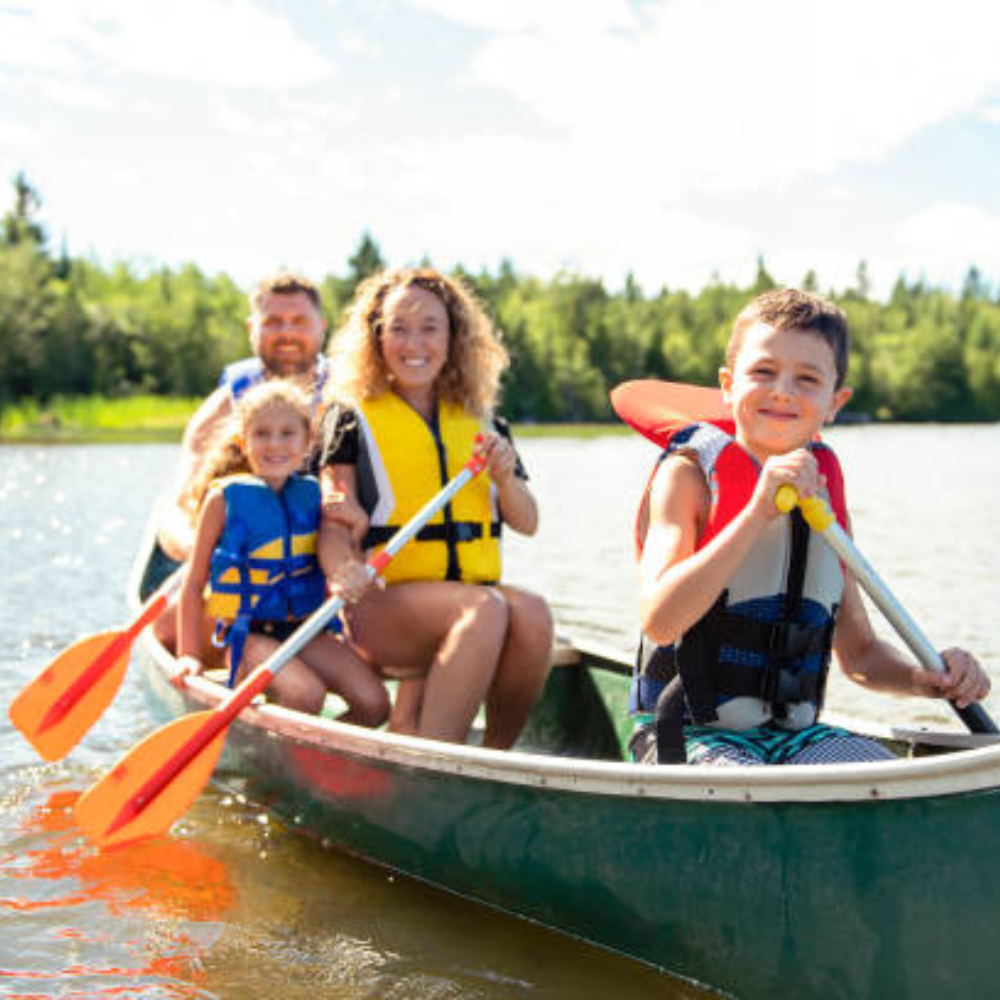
xmin=0 ymin=396 xmax=628 ymax=444
xmin=0 ymin=396 xmax=201 ymax=443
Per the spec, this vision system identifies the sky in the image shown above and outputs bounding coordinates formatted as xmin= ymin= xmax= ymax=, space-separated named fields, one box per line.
xmin=3 ymin=0 xmax=1000 ymax=298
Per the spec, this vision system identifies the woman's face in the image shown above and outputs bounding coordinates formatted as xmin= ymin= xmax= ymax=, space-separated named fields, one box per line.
xmin=379 ymin=284 xmax=450 ymax=403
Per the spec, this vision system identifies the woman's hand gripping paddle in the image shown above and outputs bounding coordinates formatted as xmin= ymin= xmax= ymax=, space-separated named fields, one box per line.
xmin=609 ymin=380 xmax=732 ymax=447
xmin=75 ymin=451 xmax=489 ymax=849
xmin=9 ymin=576 xmax=182 ymax=762
xmin=775 ymin=485 xmax=998 ymax=736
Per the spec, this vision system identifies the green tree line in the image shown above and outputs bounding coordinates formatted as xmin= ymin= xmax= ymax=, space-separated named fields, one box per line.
xmin=4 ymin=174 xmax=1000 ymax=423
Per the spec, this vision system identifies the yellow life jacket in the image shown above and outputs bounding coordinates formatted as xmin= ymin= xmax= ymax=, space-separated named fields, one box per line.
xmin=356 ymin=393 xmax=501 ymax=584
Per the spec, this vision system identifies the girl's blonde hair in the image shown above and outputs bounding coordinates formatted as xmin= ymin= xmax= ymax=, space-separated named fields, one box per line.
xmin=326 ymin=267 xmax=509 ymax=417
xmin=184 ymin=380 xmax=313 ymax=511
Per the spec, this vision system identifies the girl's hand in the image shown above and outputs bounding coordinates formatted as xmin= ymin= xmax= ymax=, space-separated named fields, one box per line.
xmin=328 ymin=559 xmax=380 ymax=603
xmin=476 ymin=431 xmax=517 ymax=485
xmin=170 ymin=654 xmax=203 ymax=689
xmin=913 ymin=647 xmax=991 ymax=708
xmin=749 ymin=449 xmax=823 ymax=522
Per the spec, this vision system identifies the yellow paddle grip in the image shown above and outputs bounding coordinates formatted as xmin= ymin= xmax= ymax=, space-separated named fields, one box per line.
xmin=774 ymin=484 xmax=835 ymax=532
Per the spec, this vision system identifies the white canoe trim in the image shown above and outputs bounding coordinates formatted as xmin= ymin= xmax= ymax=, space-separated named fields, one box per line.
xmin=144 ymin=632 xmax=1000 ymax=808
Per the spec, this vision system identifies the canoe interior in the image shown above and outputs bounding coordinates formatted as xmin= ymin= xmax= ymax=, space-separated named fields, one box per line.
xmin=135 ymin=536 xmax=989 ymax=766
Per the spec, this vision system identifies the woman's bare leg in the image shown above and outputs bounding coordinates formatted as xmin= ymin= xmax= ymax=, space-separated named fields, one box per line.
xmin=482 ymin=587 xmax=554 ymax=750
xmin=347 ymin=581 xmax=507 ymax=744
xmin=388 ymin=679 xmax=425 ymax=735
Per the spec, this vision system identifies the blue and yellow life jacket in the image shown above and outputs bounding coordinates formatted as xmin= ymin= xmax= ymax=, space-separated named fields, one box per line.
xmin=632 ymin=422 xmax=848 ymax=760
xmin=353 ymin=392 xmax=501 ymax=585
xmin=219 ymin=356 xmax=329 ymax=408
xmin=205 ymin=473 xmax=327 ymax=685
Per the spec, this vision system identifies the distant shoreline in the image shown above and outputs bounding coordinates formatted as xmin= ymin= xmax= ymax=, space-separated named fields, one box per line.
xmin=2 ymin=395 xmax=991 ymax=445
xmin=0 ymin=395 xmax=634 ymax=444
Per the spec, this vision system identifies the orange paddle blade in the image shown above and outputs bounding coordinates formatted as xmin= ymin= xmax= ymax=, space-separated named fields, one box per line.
xmin=75 ymin=711 xmax=227 ymax=850
xmin=610 ymin=379 xmax=732 ymax=447
xmin=8 ymin=591 xmax=168 ymax=762
xmin=9 ymin=631 xmax=133 ymax=762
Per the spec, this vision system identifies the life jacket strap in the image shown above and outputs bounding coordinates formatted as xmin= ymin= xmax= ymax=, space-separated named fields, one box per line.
xmin=364 ymin=520 xmax=501 ymax=547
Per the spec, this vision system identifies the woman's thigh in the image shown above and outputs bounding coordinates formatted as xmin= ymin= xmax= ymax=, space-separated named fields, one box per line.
xmin=345 ymin=580 xmax=498 ymax=667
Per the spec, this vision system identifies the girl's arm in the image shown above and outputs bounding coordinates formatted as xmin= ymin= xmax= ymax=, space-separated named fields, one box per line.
xmin=640 ymin=448 xmax=823 ymax=646
xmin=832 ymin=570 xmax=990 ymax=707
xmin=479 ymin=431 xmax=538 ymax=536
xmin=176 ymin=489 xmax=226 ymax=674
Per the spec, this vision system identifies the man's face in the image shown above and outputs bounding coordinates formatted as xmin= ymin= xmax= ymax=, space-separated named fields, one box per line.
xmin=249 ymin=291 xmax=326 ymax=376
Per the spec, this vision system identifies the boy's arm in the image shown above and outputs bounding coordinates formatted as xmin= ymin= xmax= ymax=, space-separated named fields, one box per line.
xmin=833 ymin=574 xmax=990 ymax=707
xmin=640 ymin=448 xmax=826 ymax=646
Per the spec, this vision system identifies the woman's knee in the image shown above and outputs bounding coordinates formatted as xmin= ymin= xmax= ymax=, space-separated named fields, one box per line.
xmin=509 ymin=591 xmax=554 ymax=645
xmin=460 ymin=586 xmax=509 ymax=633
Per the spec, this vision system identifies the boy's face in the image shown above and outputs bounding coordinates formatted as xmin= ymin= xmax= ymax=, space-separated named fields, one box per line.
xmin=719 ymin=322 xmax=852 ymax=463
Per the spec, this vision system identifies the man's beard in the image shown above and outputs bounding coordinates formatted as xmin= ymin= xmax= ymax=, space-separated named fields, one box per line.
xmin=261 ymin=344 xmax=315 ymax=377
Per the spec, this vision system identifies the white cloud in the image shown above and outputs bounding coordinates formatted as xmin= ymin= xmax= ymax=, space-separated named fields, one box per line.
xmin=0 ymin=119 xmax=41 ymax=147
xmin=1 ymin=0 xmax=334 ymax=90
xmin=406 ymin=0 xmax=639 ymax=37
xmin=410 ymin=0 xmax=1000 ymax=194
xmin=897 ymin=202 xmax=1000 ymax=286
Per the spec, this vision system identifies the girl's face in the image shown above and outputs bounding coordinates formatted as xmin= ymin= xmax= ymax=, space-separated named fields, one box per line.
xmin=720 ymin=322 xmax=852 ymax=464
xmin=379 ymin=285 xmax=450 ymax=406
xmin=244 ymin=402 xmax=310 ymax=487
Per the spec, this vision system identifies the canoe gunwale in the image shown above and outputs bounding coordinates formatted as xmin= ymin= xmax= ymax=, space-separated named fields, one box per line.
xmin=141 ymin=631 xmax=1000 ymax=806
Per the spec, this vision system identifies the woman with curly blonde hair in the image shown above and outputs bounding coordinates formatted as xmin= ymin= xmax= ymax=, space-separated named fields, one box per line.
xmin=313 ymin=267 xmax=553 ymax=748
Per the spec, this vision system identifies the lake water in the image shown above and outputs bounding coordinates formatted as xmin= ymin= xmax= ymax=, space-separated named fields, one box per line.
xmin=2 ymin=425 xmax=998 ymax=998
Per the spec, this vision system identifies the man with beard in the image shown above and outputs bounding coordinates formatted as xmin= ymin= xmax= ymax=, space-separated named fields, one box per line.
xmin=157 ymin=272 xmax=331 ymax=562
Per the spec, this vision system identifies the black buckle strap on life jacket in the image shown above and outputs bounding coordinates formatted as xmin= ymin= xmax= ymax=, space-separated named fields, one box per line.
xmin=654 ymin=676 xmax=688 ymax=764
xmin=638 ymin=634 xmax=677 ymax=683
xmin=676 ymin=591 xmax=731 ymax=725
xmin=676 ymin=508 xmax=831 ymax=725
xmin=768 ymin=508 xmax=809 ymax=721
xmin=364 ymin=520 xmax=501 ymax=548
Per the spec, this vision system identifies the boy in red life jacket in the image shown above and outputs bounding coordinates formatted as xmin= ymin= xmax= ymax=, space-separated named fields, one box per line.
xmin=634 ymin=289 xmax=990 ymax=765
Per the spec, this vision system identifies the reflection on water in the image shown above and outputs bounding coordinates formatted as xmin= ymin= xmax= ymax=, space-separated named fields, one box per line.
xmin=1 ymin=427 xmax=998 ymax=998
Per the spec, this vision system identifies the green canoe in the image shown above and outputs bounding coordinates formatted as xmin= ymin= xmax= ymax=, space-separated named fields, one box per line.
xmin=131 ymin=535 xmax=1000 ymax=1000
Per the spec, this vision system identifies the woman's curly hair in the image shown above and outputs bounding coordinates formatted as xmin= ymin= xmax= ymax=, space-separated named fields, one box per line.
xmin=326 ymin=267 xmax=509 ymax=418
xmin=182 ymin=380 xmax=314 ymax=513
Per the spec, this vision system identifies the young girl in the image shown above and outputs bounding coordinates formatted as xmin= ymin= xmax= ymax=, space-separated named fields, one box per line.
xmin=175 ymin=379 xmax=389 ymax=726
xmin=634 ymin=289 xmax=989 ymax=766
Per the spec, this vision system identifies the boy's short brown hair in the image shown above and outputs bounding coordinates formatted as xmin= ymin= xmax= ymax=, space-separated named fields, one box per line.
xmin=728 ymin=289 xmax=850 ymax=387
xmin=250 ymin=272 xmax=322 ymax=313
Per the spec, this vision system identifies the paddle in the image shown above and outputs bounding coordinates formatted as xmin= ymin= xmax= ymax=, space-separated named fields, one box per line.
xmin=75 ymin=450 xmax=488 ymax=849
xmin=775 ymin=485 xmax=998 ymax=735
xmin=9 ymin=575 xmax=182 ymax=762
xmin=609 ymin=379 xmax=731 ymax=447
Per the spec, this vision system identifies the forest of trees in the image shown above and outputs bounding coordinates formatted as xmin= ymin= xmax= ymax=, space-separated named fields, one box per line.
xmin=3 ymin=173 xmax=1000 ymax=424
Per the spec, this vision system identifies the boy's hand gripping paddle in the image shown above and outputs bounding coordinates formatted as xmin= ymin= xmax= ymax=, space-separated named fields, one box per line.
xmin=9 ymin=575 xmax=182 ymax=762
xmin=776 ymin=485 xmax=998 ymax=736
xmin=75 ymin=451 xmax=488 ymax=849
